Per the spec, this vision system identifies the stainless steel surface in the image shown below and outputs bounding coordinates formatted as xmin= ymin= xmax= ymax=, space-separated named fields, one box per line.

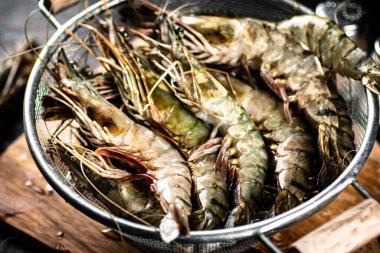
xmin=316 ymin=0 xmax=368 ymax=50
xmin=24 ymin=0 xmax=379 ymax=252
xmin=316 ymin=1 xmax=338 ymax=19
xmin=373 ymin=37 xmax=380 ymax=65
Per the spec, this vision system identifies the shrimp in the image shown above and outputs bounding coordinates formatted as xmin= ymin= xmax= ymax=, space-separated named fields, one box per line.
xmin=84 ymin=19 xmax=211 ymax=151
xmin=317 ymin=73 xmax=356 ymax=188
xmin=131 ymin=49 xmax=212 ymax=151
xmin=51 ymin=139 xmax=164 ymax=226
xmin=46 ymin=49 xmax=192 ymax=243
xmin=137 ymin=18 xmax=268 ymax=227
xmin=132 ymin=54 xmax=229 ymax=229
xmin=214 ymin=74 xmax=316 ymax=214
xmin=178 ymin=15 xmax=344 ymax=189
xmin=187 ymin=138 xmax=228 ymax=230
xmin=277 ymin=15 xmax=380 ymax=95
xmin=85 ymin=21 xmax=229 ymax=229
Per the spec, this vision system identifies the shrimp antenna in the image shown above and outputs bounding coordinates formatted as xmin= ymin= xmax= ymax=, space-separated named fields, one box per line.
xmin=78 ymin=152 xmax=155 ymax=227
xmin=0 ymin=41 xmax=10 ymax=56
xmin=167 ymin=2 xmax=196 ymax=18
xmin=24 ymin=8 xmax=60 ymax=82
xmin=162 ymin=0 xmax=170 ymax=13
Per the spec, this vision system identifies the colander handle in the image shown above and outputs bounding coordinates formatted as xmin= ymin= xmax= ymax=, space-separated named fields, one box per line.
xmin=38 ymin=0 xmax=81 ymax=29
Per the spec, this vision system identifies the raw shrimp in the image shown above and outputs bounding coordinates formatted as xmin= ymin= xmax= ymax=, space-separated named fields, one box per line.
xmin=46 ymin=49 xmax=192 ymax=242
xmin=83 ymin=21 xmax=211 ymax=152
xmin=132 ymin=54 xmax=229 ymax=229
xmin=318 ymin=74 xmax=356 ymax=187
xmin=178 ymin=15 xmax=344 ymax=189
xmin=277 ymin=15 xmax=380 ymax=95
xmin=138 ymin=19 xmax=269 ymax=227
xmin=214 ymin=74 xmax=316 ymax=214
xmin=131 ymin=49 xmax=212 ymax=151
xmin=85 ymin=22 xmax=229 ymax=229
xmin=188 ymin=138 xmax=229 ymax=230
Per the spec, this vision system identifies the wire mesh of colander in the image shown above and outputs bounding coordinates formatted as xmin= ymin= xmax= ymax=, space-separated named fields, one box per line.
xmin=24 ymin=0 xmax=379 ymax=252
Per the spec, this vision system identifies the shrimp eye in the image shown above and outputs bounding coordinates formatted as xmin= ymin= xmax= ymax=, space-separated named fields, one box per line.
xmin=72 ymin=62 xmax=79 ymax=71
xmin=175 ymin=26 xmax=184 ymax=35
xmin=157 ymin=14 xmax=164 ymax=23
xmin=119 ymin=27 xmax=128 ymax=37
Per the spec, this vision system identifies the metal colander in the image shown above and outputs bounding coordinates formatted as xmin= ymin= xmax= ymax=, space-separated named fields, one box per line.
xmin=24 ymin=0 xmax=379 ymax=252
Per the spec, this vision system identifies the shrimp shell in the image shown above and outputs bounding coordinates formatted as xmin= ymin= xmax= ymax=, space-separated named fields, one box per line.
xmin=277 ymin=15 xmax=380 ymax=95
xmin=215 ymin=74 xmax=316 ymax=214
xmin=154 ymin=19 xmax=268 ymax=227
xmin=89 ymin=20 xmax=229 ymax=229
xmin=47 ymin=49 xmax=192 ymax=243
xmin=179 ymin=15 xmax=343 ymax=189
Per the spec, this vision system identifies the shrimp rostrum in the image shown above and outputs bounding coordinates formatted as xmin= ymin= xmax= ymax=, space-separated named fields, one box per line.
xmin=214 ymin=73 xmax=316 ymax=214
xmin=45 ymin=49 xmax=192 ymax=242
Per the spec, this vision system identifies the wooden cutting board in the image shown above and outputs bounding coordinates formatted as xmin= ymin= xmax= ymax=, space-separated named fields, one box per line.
xmin=1 ymin=135 xmax=380 ymax=252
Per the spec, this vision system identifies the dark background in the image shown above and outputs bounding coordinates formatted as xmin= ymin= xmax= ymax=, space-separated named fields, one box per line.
xmin=0 ymin=0 xmax=379 ymax=252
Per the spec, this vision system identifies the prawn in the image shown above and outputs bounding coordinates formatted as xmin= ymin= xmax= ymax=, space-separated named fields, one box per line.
xmin=84 ymin=21 xmax=228 ymax=229
xmin=178 ymin=15 xmax=344 ymax=189
xmin=45 ymin=49 xmax=192 ymax=242
xmin=214 ymin=74 xmax=316 ymax=214
xmin=136 ymin=18 xmax=269 ymax=227
xmin=277 ymin=15 xmax=380 ymax=95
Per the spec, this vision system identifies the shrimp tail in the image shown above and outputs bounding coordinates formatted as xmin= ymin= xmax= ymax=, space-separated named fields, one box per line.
xmin=316 ymin=124 xmax=341 ymax=189
xmin=364 ymin=66 xmax=380 ymax=95
xmin=224 ymin=203 xmax=251 ymax=228
xmin=190 ymin=209 xmax=220 ymax=231
xmin=216 ymin=135 xmax=234 ymax=187
xmin=188 ymin=137 xmax=222 ymax=161
xmin=273 ymin=190 xmax=300 ymax=214
xmin=160 ymin=204 xmax=190 ymax=243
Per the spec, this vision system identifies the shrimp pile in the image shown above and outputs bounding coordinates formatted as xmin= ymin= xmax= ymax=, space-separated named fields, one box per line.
xmin=41 ymin=0 xmax=367 ymax=243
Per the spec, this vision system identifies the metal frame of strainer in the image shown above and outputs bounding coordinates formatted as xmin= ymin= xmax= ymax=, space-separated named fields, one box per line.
xmin=23 ymin=0 xmax=379 ymax=252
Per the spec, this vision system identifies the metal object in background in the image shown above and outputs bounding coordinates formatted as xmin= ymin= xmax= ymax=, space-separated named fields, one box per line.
xmin=316 ymin=0 xmax=368 ymax=50
xmin=372 ymin=37 xmax=380 ymax=65
xmin=23 ymin=0 xmax=379 ymax=252
xmin=316 ymin=0 xmax=338 ymax=20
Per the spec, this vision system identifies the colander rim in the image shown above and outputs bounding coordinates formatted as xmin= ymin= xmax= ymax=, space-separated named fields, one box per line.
xmin=24 ymin=0 xmax=380 ymax=244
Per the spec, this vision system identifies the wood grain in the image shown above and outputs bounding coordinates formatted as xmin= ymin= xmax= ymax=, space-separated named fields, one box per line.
xmin=290 ymin=198 xmax=380 ymax=253
xmin=0 ymin=135 xmax=142 ymax=253
xmin=47 ymin=0 xmax=80 ymax=14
